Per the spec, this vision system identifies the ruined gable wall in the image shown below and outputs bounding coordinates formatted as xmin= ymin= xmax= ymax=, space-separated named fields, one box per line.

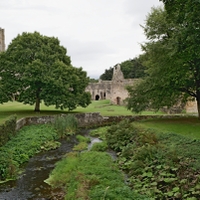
xmin=0 ymin=28 xmax=5 ymax=52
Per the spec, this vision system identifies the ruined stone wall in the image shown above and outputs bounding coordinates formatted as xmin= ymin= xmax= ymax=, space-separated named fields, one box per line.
xmin=0 ymin=28 xmax=5 ymax=52
xmin=86 ymin=64 xmax=136 ymax=105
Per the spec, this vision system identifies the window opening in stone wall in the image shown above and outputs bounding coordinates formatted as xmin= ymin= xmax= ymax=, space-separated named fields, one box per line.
xmin=104 ymin=92 xmax=106 ymax=99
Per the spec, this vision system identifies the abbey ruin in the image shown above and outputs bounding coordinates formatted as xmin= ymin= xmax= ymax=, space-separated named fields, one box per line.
xmin=86 ymin=64 xmax=197 ymax=114
xmin=0 ymin=28 xmax=5 ymax=52
xmin=0 ymin=29 xmax=197 ymax=113
xmin=86 ymin=64 xmax=138 ymax=105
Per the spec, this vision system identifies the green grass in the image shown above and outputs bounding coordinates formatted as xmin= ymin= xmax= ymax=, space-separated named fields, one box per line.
xmin=136 ymin=116 xmax=200 ymax=139
xmin=45 ymin=151 xmax=148 ymax=200
xmin=0 ymin=124 xmax=59 ymax=180
xmin=0 ymin=100 xmax=163 ymax=124
xmin=75 ymin=99 xmax=163 ymax=116
xmin=0 ymin=101 xmax=69 ymax=122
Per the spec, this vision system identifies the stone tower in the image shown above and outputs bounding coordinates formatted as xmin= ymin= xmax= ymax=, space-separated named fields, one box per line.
xmin=0 ymin=28 xmax=5 ymax=52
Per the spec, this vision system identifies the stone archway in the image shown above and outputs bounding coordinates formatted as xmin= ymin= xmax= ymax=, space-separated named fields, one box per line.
xmin=95 ymin=95 xmax=100 ymax=100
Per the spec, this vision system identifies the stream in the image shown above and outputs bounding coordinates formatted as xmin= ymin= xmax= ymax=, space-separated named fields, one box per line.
xmin=0 ymin=137 xmax=76 ymax=200
xmin=0 ymin=132 xmax=115 ymax=200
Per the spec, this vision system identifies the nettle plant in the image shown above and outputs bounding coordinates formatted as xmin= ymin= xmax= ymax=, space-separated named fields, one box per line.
xmin=106 ymin=120 xmax=200 ymax=199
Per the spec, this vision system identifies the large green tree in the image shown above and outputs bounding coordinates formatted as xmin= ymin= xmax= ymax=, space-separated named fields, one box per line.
xmin=0 ymin=32 xmax=91 ymax=112
xmin=99 ymin=57 xmax=146 ymax=80
xmin=127 ymin=2 xmax=200 ymax=117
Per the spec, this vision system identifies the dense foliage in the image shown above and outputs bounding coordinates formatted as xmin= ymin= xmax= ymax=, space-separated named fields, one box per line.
xmin=0 ymin=115 xmax=17 ymax=147
xmin=53 ymin=114 xmax=78 ymax=138
xmin=105 ymin=120 xmax=200 ymax=199
xmin=0 ymin=32 xmax=91 ymax=112
xmin=0 ymin=124 xmax=59 ymax=181
xmin=99 ymin=57 xmax=146 ymax=80
xmin=46 ymin=151 xmax=147 ymax=200
xmin=127 ymin=1 xmax=200 ymax=117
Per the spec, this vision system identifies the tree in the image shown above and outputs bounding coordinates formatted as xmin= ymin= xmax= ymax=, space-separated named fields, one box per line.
xmin=127 ymin=2 xmax=200 ymax=118
xmin=120 ymin=57 xmax=146 ymax=79
xmin=99 ymin=67 xmax=113 ymax=80
xmin=99 ymin=57 xmax=146 ymax=81
xmin=0 ymin=32 xmax=91 ymax=112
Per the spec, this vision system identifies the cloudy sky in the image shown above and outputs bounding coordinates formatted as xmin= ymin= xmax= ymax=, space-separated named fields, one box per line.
xmin=0 ymin=0 xmax=163 ymax=78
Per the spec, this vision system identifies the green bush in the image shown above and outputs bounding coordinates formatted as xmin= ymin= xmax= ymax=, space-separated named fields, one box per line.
xmin=76 ymin=134 xmax=90 ymax=143
xmin=105 ymin=120 xmax=200 ymax=199
xmin=46 ymin=151 xmax=148 ymax=199
xmin=0 ymin=115 xmax=17 ymax=147
xmin=90 ymin=141 xmax=108 ymax=152
xmin=0 ymin=124 xmax=58 ymax=181
xmin=105 ymin=119 xmax=138 ymax=152
xmin=53 ymin=114 xmax=78 ymax=138
xmin=89 ymin=126 xmax=109 ymax=140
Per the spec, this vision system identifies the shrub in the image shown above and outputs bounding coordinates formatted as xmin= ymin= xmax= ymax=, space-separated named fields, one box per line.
xmin=46 ymin=151 xmax=148 ymax=199
xmin=0 ymin=115 xmax=17 ymax=147
xmin=53 ymin=114 xmax=78 ymax=138
xmin=90 ymin=141 xmax=108 ymax=152
xmin=106 ymin=120 xmax=200 ymax=199
xmin=0 ymin=124 xmax=58 ymax=181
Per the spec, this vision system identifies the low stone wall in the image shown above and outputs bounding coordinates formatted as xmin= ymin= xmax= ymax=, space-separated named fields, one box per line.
xmin=16 ymin=113 xmax=104 ymax=131
xmin=16 ymin=113 xmax=185 ymax=131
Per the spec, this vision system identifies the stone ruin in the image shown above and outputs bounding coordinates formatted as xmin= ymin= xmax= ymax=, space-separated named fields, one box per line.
xmin=0 ymin=28 xmax=5 ymax=52
xmin=86 ymin=64 xmax=139 ymax=105
xmin=86 ymin=64 xmax=198 ymax=113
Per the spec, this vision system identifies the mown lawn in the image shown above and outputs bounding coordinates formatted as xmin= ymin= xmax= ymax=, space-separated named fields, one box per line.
xmin=136 ymin=116 xmax=200 ymax=139
xmin=0 ymin=100 xmax=162 ymax=124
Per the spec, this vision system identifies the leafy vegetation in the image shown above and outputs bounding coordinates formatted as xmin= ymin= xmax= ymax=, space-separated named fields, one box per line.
xmin=99 ymin=57 xmax=146 ymax=80
xmin=45 ymin=151 xmax=148 ymax=200
xmin=0 ymin=124 xmax=58 ymax=181
xmin=127 ymin=1 xmax=200 ymax=118
xmin=0 ymin=31 xmax=91 ymax=112
xmin=53 ymin=114 xmax=78 ymax=138
xmin=105 ymin=120 xmax=200 ymax=199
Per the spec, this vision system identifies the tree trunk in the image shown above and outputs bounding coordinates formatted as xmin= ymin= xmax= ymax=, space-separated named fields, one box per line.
xmin=34 ymin=97 xmax=40 ymax=112
xmin=34 ymin=88 xmax=41 ymax=112
xmin=196 ymin=90 xmax=200 ymax=119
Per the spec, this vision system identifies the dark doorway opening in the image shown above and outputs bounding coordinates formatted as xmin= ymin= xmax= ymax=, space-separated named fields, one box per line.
xmin=95 ymin=95 xmax=100 ymax=100
xmin=116 ymin=97 xmax=121 ymax=105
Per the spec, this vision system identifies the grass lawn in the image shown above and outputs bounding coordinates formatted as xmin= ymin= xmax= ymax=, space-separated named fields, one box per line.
xmin=136 ymin=116 xmax=200 ymax=139
xmin=0 ymin=100 xmax=162 ymax=124
xmin=1 ymin=100 xmax=200 ymax=140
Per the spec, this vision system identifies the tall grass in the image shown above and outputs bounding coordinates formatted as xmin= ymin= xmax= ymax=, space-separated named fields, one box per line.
xmin=45 ymin=151 xmax=148 ymax=200
xmin=53 ymin=115 xmax=78 ymax=138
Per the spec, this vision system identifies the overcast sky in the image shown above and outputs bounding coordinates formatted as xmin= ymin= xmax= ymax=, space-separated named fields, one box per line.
xmin=0 ymin=0 xmax=163 ymax=78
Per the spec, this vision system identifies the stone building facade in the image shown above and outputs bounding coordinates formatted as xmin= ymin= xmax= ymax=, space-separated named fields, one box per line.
xmin=86 ymin=64 xmax=198 ymax=113
xmin=0 ymin=28 xmax=5 ymax=52
xmin=86 ymin=64 xmax=138 ymax=105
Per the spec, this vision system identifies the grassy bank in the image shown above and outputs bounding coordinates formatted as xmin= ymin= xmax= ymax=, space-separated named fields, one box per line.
xmin=135 ymin=117 xmax=200 ymax=139
xmin=45 ymin=151 xmax=148 ymax=200
xmin=104 ymin=120 xmax=200 ymax=199
xmin=0 ymin=115 xmax=78 ymax=181
xmin=0 ymin=124 xmax=59 ymax=181
xmin=0 ymin=100 xmax=164 ymax=124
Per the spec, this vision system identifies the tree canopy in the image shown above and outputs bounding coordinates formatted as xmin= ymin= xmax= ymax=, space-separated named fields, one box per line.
xmin=99 ymin=57 xmax=146 ymax=80
xmin=0 ymin=32 xmax=91 ymax=112
xmin=126 ymin=1 xmax=200 ymax=117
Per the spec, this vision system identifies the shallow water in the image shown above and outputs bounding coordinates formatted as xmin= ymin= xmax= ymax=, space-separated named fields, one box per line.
xmin=0 ymin=131 xmax=117 ymax=200
xmin=0 ymin=137 xmax=76 ymax=200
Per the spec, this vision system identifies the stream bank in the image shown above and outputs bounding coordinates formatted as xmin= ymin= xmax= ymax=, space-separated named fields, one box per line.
xmin=0 ymin=137 xmax=76 ymax=200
